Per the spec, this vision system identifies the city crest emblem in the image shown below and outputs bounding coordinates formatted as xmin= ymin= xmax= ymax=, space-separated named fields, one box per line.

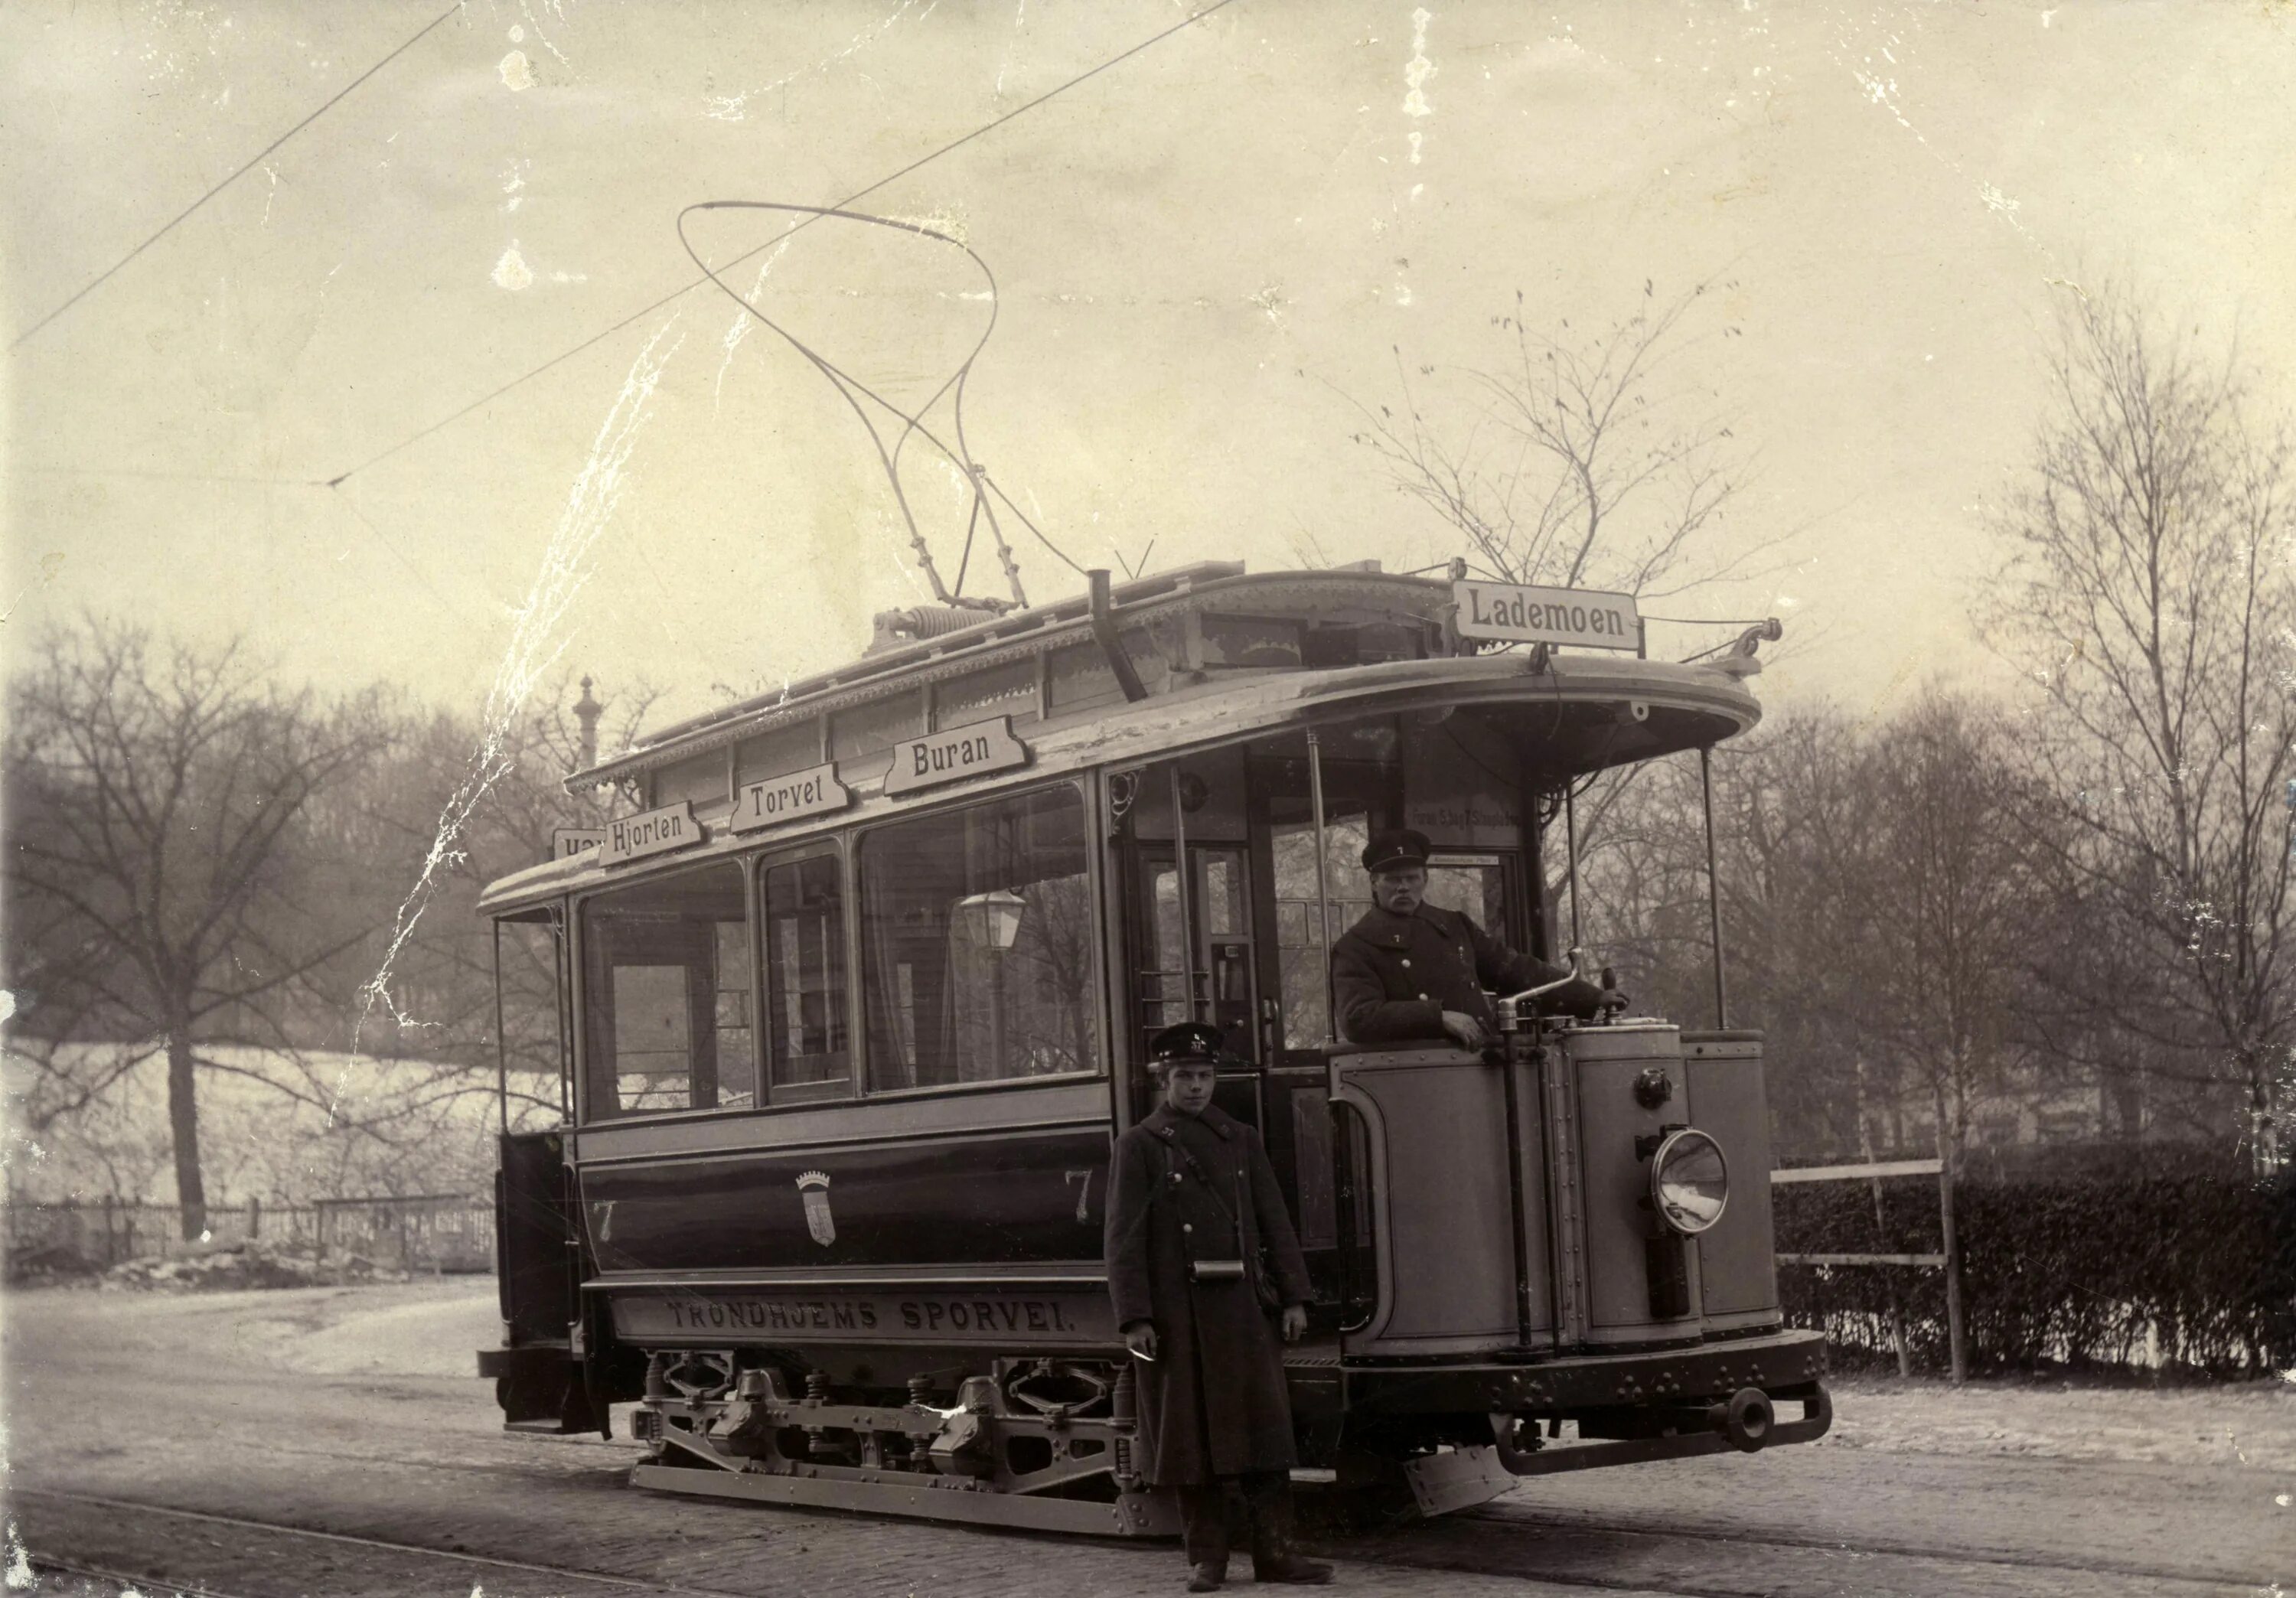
xmin=796 ymin=1171 xmax=836 ymax=1246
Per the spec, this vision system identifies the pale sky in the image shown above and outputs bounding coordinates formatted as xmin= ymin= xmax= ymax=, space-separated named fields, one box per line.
xmin=6 ymin=1 xmax=2292 ymax=733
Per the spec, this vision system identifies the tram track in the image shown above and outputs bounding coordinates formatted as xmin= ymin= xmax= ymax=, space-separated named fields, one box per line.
xmin=14 ymin=1478 xmax=2268 ymax=1598
xmin=1453 ymin=1500 xmax=2275 ymax=1592
xmin=11 ymin=1488 xmax=743 ymax=1598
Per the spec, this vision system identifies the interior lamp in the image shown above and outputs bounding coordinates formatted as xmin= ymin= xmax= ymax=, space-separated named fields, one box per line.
xmin=955 ymin=889 xmax=1028 ymax=951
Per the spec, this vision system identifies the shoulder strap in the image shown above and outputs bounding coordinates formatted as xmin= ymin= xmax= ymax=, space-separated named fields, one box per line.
xmin=1152 ymin=1125 xmax=1244 ymax=1238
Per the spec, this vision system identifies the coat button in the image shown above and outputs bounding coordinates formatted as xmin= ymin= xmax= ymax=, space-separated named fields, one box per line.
xmin=1401 ymin=958 xmax=1411 ymax=968
xmin=1418 ymin=993 xmax=1430 ymax=1001
xmin=1182 ymin=1224 xmax=1192 ymax=1234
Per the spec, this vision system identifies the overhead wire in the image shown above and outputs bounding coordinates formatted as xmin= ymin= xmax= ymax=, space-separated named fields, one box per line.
xmin=679 ymin=199 xmax=1088 ymax=599
xmin=11 ymin=1 xmax=464 ymax=349
xmin=321 ymin=0 xmax=1244 ymax=489
xmin=679 ymin=201 xmax=1013 ymax=605
xmin=18 ymin=465 xmax=331 ymax=488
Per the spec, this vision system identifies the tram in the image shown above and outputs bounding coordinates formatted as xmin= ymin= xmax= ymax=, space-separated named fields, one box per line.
xmin=476 ymin=561 xmax=1829 ymax=1536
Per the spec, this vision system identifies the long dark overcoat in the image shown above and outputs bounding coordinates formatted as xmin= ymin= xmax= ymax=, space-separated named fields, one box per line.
xmin=1104 ymin=1104 xmax=1314 ymax=1485
xmin=1329 ymin=902 xmax=1596 ymax=1043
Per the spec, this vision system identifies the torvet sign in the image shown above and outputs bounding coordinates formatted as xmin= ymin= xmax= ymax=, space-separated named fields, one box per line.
xmin=729 ymin=761 xmax=852 ymax=834
xmin=600 ymin=801 xmax=703 ymax=866
xmin=1453 ymin=580 xmax=1641 ymax=651
xmin=884 ymin=716 xmax=1031 ymax=796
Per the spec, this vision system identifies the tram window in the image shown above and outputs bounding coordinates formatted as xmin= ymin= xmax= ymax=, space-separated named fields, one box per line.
xmin=859 ymin=784 xmax=1097 ymax=1091
xmin=715 ymin=920 xmax=758 ymax=1107
xmin=494 ymin=912 xmax=566 ymax=1114
xmin=761 ymin=854 xmax=850 ymax=1101
xmin=579 ymin=862 xmax=752 ymax=1119
xmin=1270 ymin=812 xmax=1374 ymax=1048
xmin=1422 ymin=856 xmax=1509 ymax=931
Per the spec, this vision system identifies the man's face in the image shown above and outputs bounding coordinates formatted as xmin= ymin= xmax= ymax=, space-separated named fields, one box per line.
xmin=1162 ymin=1061 xmax=1218 ymax=1116
xmin=1371 ymin=864 xmax=1427 ymax=915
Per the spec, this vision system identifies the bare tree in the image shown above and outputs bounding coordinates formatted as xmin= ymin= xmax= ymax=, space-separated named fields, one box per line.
xmin=1858 ymin=697 xmax=2040 ymax=1149
xmin=313 ymin=667 xmax=658 ymax=1111
xmin=3 ymin=622 xmax=386 ymax=1238
xmin=1346 ymin=279 xmax=1763 ymax=600
xmin=1987 ymin=285 xmax=2296 ymax=1172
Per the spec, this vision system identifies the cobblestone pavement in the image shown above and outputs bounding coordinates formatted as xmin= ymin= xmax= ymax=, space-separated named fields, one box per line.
xmin=6 ymin=1286 xmax=2288 ymax=1597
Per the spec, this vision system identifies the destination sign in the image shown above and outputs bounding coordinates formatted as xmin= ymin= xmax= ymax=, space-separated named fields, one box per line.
xmin=553 ymin=827 xmax=608 ymax=860
xmin=1453 ymin=580 xmax=1641 ymax=651
xmin=729 ymin=761 xmax=852 ymax=834
xmin=610 ymin=1287 xmax=1114 ymax=1347
xmin=884 ymin=716 xmax=1031 ymax=797
xmin=600 ymin=801 xmax=703 ymax=866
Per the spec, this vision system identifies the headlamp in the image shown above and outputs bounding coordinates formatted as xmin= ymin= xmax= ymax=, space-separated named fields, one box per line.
xmin=1649 ymin=1128 xmax=1729 ymax=1236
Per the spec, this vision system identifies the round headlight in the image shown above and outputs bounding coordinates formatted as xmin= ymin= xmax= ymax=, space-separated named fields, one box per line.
xmin=1650 ymin=1128 xmax=1729 ymax=1235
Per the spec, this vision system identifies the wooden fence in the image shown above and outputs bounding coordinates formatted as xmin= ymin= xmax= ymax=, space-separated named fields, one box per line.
xmin=5 ymin=1192 xmax=494 ymax=1275
xmin=1772 ymin=1156 xmax=1962 ymax=1380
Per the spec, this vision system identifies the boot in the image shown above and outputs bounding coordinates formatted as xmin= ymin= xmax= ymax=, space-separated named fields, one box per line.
xmin=1254 ymin=1550 xmax=1333 ymax=1585
xmin=1176 ymin=1483 xmax=1231 ymax=1591
xmin=1246 ymin=1475 xmax=1334 ymax=1585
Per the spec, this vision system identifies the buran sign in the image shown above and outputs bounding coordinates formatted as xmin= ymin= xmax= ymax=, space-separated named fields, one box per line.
xmin=885 ymin=716 xmax=1030 ymax=796
xmin=729 ymin=761 xmax=852 ymax=834
xmin=600 ymin=801 xmax=703 ymax=866
xmin=1453 ymin=580 xmax=1641 ymax=651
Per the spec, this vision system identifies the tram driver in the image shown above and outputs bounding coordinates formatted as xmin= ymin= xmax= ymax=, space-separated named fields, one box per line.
xmin=1331 ymin=828 xmax=1625 ymax=1049
xmin=1105 ymin=1022 xmax=1334 ymax=1593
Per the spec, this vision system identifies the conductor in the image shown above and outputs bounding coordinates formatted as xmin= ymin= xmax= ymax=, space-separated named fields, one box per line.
xmin=1330 ymin=828 xmax=1625 ymax=1048
xmin=1104 ymin=1022 xmax=1333 ymax=1592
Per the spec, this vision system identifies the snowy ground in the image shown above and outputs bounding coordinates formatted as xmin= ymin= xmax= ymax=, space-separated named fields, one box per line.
xmin=10 ymin=1280 xmax=2288 ymax=1597
xmin=17 ymin=1280 xmax=2288 ymax=1470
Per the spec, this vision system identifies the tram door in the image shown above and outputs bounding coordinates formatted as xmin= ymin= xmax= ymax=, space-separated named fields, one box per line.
xmin=1242 ymin=730 xmax=1400 ymax=1313
xmin=1128 ymin=751 xmax=1266 ymax=1127
xmin=1137 ymin=844 xmax=1264 ymax=1129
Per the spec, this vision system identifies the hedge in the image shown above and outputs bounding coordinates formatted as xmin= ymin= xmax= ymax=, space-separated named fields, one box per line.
xmin=1773 ymin=1159 xmax=2296 ymax=1378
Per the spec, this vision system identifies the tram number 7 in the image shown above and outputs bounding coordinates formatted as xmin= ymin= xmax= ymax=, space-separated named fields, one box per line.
xmin=1065 ymin=1169 xmax=1095 ymax=1224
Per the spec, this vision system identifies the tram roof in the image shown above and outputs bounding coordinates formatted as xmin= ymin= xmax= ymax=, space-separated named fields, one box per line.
xmin=481 ymin=582 xmax=1763 ymax=915
xmin=567 ymin=560 xmax=1283 ymax=792
xmin=563 ymin=563 xmax=1753 ymax=792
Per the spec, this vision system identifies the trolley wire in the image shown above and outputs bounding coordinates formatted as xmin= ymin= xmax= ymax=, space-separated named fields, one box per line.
xmin=679 ymin=200 xmax=1055 ymax=604
xmin=11 ymin=2 xmax=464 ymax=349
xmin=322 ymin=0 xmax=1244 ymax=489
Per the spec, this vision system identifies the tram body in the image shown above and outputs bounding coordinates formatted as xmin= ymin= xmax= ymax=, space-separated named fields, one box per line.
xmin=477 ymin=563 xmax=1828 ymax=1536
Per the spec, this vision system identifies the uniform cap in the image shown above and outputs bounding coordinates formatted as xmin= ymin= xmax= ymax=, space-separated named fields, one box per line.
xmin=1146 ymin=1021 xmax=1226 ymax=1068
xmin=1361 ymin=827 xmax=1433 ymax=873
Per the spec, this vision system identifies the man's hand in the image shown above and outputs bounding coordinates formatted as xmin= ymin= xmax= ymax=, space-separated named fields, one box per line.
xmin=1440 ymin=1009 xmax=1488 ymax=1050
xmin=1123 ymin=1320 xmax=1158 ymax=1360
xmin=1280 ymin=1304 xmax=1309 ymax=1344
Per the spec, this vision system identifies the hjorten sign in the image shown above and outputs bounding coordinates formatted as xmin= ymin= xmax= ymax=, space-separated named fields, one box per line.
xmin=729 ymin=761 xmax=851 ymax=834
xmin=884 ymin=716 xmax=1030 ymax=796
xmin=1453 ymin=580 xmax=1641 ymax=651
xmin=600 ymin=801 xmax=703 ymax=866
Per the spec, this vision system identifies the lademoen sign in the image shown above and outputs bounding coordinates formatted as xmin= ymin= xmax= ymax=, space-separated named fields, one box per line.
xmin=1453 ymin=580 xmax=1641 ymax=651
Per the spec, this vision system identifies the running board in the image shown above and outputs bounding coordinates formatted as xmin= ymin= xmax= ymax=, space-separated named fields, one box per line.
xmin=630 ymin=1465 xmax=1181 ymax=1538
